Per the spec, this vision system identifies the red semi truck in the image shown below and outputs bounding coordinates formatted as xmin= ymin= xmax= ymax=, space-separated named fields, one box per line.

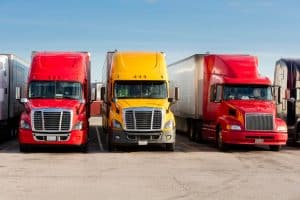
xmin=17 ymin=52 xmax=91 ymax=152
xmin=168 ymin=54 xmax=287 ymax=151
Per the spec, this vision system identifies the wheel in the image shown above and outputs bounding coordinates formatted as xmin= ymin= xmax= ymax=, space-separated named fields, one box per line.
xmin=107 ymin=134 xmax=117 ymax=152
xmin=19 ymin=144 xmax=30 ymax=153
xmin=287 ymin=132 xmax=298 ymax=146
xmin=166 ymin=143 xmax=175 ymax=151
xmin=188 ymin=120 xmax=196 ymax=141
xmin=269 ymin=145 xmax=281 ymax=151
xmin=79 ymin=143 xmax=88 ymax=153
xmin=216 ymin=128 xmax=228 ymax=152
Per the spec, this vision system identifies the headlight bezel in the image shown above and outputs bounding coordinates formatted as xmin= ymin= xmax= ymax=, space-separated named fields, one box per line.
xmin=164 ymin=120 xmax=175 ymax=130
xmin=20 ymin=119 xmax=31 ymax=129
xmin=112 ymin=119 xmax=122 ymax=129
xmin=277 ymin=125 xmax=287 ymax=132
xmin=73 ymin=121 xmax=83 ymax=130
xmin=226 ymin=124 xmax=242 ymax=131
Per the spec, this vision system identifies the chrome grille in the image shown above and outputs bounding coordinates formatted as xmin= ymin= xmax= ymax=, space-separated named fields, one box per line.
xmin=44 ymin=112 xmax=61 ymax=130
xmin=245 ymin=114 xmax=273 ymax=131
xmin=124 ymin=108 xmax=162 ymax=131
xmin=125 ymin=111 xmax=134 ymax=129
xmin=61 ymin=111 xmax=71 ymax=131
xmin=153 ymin=110 xmax=162 ymax=129
xmin=135 ymin=111 xmax=152 ymax=129
xmin=32 ymin=109 xmax=72 ymax=132
xmin=33 ymin=111 xmax=43 ymax=130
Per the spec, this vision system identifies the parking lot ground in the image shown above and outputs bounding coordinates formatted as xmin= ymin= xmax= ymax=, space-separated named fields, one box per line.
xmin=0 ymin=117 xmax=300 ymax=200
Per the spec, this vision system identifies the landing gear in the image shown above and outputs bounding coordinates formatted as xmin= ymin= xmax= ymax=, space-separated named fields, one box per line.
xmin=188 ymin=120 xmax=196 ymax=141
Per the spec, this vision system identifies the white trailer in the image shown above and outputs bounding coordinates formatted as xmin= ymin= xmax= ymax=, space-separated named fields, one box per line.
xmin=168 ymin=55 xmax=204 ymax=139
xmin=0 ymin=54 xmax=28 ymax=138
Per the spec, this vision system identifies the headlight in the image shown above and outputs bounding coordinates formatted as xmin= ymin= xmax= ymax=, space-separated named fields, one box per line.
xmin=226 ymin=124 xmax=241 ymax=131
xmin=113 ymin=120 xmax=122 ymax=129
xmin=20 ymin=120 xmax=31 ymax=129
xmin=277 ymin=125 xmax=287 ymax=132
xmin=164 ymin=120 xmax=174 ymax=130
xmin=73 ymin=121 xmax=83 ymax=130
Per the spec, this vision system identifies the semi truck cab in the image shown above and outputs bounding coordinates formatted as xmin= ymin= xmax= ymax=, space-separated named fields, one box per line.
xmin=101 ymin=51 xmax=178 ymax=151
xmin=18 ymin=52 xmax=91 ymax=152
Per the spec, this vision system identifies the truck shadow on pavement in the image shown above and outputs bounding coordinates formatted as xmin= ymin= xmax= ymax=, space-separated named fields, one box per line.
xmin=0 ymin=126 xmax=299 ymax=153
xmin=175 ymin=131 xmax=300 ymax=153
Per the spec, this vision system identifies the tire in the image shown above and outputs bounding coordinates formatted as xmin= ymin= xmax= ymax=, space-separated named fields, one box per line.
xmin=216 ymin=128 xmax=228 ymax=152
xmin=286 ymin=131 xmax=297 ymax=146
xmin=269 ymin=145 xmax=281 ymax=151
xmin=166 ymin=143 xmax=175 ymax=151
xmin=80 ymin=143 xmax=88 ymax=153
xmin=107 ymin=134 xmax=116 ymax=152
xmin=19 ymin=144 xmax=30 ymax=153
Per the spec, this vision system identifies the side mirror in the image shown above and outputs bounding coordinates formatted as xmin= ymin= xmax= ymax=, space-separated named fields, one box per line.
xmin=16 ymin=87 xmax=21 ymax=100
xmin=168 ymin=98 xmax=175 ymax=103
xmin=20 ymin=98 xmax=28 ymax=104
xmin=285 ymin=89 xmax=290 ymax=99
xmin=79 ymin=99 xmax=86 ymax=104
xmin=174 ymin=87 xmax=179 ymax=101
xmin=91 ymin=88 xmax=96 ymax=101
xmin=101 ymin=86 xmax=105 ymax=101
xmin=277 ymin=87 xmax=282 ymax=104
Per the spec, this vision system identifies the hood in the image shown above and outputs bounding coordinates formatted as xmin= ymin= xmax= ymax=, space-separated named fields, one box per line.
xmin=27 ymin=99 xmax=82 ymax=111
xmin=224 ymin=100 xmax=275 ymax=114
xmin=115 ymin=99 xmax=169 ymax=110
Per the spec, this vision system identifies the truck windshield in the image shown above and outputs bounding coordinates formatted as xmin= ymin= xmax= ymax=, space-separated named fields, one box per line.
xmin=29 ymin=81 xmax=82 ymax=100
xmin=114 ymin=81 xmax=167 ymax=99
xmin=223 ymin=85 xmax=272 ymax=100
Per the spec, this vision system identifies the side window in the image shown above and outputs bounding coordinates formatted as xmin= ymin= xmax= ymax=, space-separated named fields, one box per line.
xmin=210 ymin=85 xmax=216 ymax=102
xmin=216 ymin=85 xmax=222 ymax=102
xmin=210 ymin=84 xmax=222 ymax=102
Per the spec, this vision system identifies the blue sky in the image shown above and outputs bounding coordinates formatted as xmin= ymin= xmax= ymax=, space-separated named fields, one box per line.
xmin=0 ymin=0 xmax=300 ymax=82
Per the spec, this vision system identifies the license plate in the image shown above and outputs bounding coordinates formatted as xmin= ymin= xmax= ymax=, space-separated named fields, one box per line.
xmin=138 ymin=140 xmax=148 ymax=146
xmin=255 ymin=138 xmax=264 ymax=144
xmin=47 ymin=136 xmax=57 ymax=141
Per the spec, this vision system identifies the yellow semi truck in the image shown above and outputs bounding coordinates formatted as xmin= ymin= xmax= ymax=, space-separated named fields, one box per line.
xmin=101 ymin=51 xmax=178 ymax=151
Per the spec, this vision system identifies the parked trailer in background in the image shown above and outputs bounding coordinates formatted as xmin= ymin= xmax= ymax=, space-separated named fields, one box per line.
xmin=168 ymin=54 xmax=287 ymax=151
xmin=90 ymin=82 xmax=103 ymax=116
xmin=274 ymin=59 xmax=300 ymax=144
xmin=101 ymin=51 xmax=178 ymax=151
xmin=18 ymin=52 xmax=92 ymax=152
xmin=0 ymin=54 xmax=28 ymax=138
